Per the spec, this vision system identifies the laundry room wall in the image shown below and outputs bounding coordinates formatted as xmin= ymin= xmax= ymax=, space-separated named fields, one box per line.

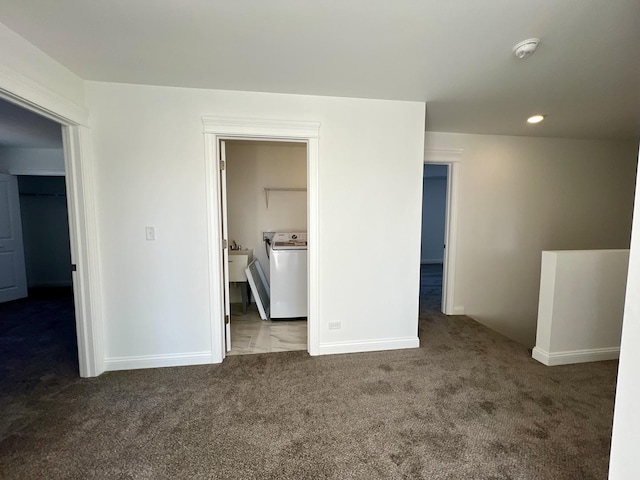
xmin=225 ymin=140 xmax=307 ymax=301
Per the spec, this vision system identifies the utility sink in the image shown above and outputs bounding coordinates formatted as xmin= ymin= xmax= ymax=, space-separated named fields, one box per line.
xmin=228 ymin=250 xmax=253 ymax=282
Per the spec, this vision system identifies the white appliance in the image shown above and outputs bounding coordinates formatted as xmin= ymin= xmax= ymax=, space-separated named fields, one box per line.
xmin=269 ymin=232 xmax=307 ymax=318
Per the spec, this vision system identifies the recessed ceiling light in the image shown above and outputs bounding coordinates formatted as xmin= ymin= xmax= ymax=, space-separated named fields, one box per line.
xmin=527 ymin=114 xmax=545 ymax=124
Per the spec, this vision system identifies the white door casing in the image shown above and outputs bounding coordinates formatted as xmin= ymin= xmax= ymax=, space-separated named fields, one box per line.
xmin=62 ymin=125 xmax=105 ymax=377
xmin=219 ymin=140 xmax=232 ymax=351
xmin=0 ymin=174 xmax=28 ymax=303
xmin=202 ymin=116 xmax=320 ymax=363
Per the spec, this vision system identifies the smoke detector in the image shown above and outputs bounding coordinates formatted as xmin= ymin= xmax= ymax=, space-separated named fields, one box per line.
xmin=513 ymin=38 xmax=540 ymax=59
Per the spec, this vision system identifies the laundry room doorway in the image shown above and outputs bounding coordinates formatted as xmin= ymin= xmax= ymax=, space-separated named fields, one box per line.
xmin=222 ymin=139 xmax=308 ymax=356
xmin=203 ymin=116 xmax=320 ymax=363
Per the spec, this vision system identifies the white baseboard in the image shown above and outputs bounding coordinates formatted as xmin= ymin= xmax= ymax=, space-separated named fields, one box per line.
xmin=452 ymin=306 xmax=465 ymax=315
xmin=318 ymin=336 xmax=419 ymax=356
xmin=104 ymin=351 xmax=212 ymax=371
xmin=532 ymin=346 xmax=620 ymax=366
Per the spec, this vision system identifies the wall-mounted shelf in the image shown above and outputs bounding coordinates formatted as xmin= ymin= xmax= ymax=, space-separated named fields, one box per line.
xmin=264 ymin=187 xmax=306 ymax=208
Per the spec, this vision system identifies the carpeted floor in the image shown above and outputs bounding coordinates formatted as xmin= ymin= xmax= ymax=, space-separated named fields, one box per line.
xmin=0 ymin=289 xmax=617 ymax=479
xmin=420 ymin=263 xmax=443 ymax=311
xmin=0 ymin=288 xmax=78 ymax=440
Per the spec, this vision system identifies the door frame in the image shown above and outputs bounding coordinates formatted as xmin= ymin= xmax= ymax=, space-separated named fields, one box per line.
xmin=202 ymin=116 xmax=320 ymax=362
xmin=424 ymin=148 xmax=463 ymax=315
xmin=0 ymin=74 xmax=104 ymax=377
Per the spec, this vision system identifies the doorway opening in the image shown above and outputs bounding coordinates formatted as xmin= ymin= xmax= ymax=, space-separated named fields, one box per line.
xmin=420 ymin=164 xmax=448 ymax=311
xmin=222 ymin=140 xmax=308 ymax=355
xmin=0 ymin=99 xmax=82 ymax=435
xmin=0 ymin=88 xmax=102 ymax=378
xmin=203 ymin=116 xmax=320 ymax=363
xmin=0 ymin=175 xmax=78 ymax=396
xmin=422 ymin=147 xmax=462 ymax=315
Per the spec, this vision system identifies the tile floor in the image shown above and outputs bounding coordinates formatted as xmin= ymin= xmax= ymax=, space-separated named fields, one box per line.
xmin=228 ymin=304 xmax=307 ymax=356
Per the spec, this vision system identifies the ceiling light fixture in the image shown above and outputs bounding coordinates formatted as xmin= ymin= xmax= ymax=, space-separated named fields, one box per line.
xmin=513 ymin=38 xmax=540 ymax=59
xmin=527 ymin=114 xmax=545 ymax=124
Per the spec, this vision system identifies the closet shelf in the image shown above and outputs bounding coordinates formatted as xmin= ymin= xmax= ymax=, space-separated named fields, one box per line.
xmin=264 ymin=187 xmax=306 ymax=208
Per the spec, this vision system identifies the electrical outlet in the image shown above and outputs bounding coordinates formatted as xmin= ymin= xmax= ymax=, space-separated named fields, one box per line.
xmin=263 ymin=231 xmax=275 ymax=242
xmin=328 ymin=321 xmax=341 ymax=330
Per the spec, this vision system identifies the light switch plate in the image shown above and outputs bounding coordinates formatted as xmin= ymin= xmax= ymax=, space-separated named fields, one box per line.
xmin=145 ymin=226 xmax=156 ymax=241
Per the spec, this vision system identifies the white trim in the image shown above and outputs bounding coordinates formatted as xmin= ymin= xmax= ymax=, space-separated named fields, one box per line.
xmin=104 ymin=352 xmax=212 ymax=371
xmin=202 ymin=116 xmax=320 ymax=139
xmin=62 ymin=126 xmax=105 ymax=377
xmin=0 ymin=65 xmax=102 ymax=378
xmin=203 ymin=134 xmax=225 ymax=363
xmin=318 ymin=337 xmax=420 ymax=355
xmin=532 ymin=346 xmax=620 ymax=366
xmin=453 ymin=306 xmax=466 ymax=315
xmin=306 ymin=137 xmax=320 ymax=356
xmin=424 ymin=148 xmax=462 ymax=316
xmin=203 ymin=116 xmax=321 ymax=362
xmin=424 ymin=148 xmax=464 ymax=162
xmin=5 ymin=168 xmax=65 ymax=176
xmin=0 ymin=64 xmax=88 ymax=126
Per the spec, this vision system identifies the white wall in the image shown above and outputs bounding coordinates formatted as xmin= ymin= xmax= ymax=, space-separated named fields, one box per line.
xmin=421 ymin=165 xmax=447 ymax=263
xmin=84 ymin=81 xmax=424 ymax=366
xmin=425 ymin=132 xmax=637 ymax=346
xmin=609 ymin=147 xmax=640 ymax=480
xmin=533 ymin=249 xmax=628 ymax=366
xmin=0 ymin=147 xmax=65 ymax=175
xmin=225 ymin=140 xmax=307 ymax=284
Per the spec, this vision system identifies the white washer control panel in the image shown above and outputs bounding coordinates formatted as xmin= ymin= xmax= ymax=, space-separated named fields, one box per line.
xmin=272 ymin=232 xmax=307 ymax=249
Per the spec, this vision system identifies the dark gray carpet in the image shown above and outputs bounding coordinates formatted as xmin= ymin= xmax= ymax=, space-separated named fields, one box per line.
xmin=0 ymin=288 xmax=78 ymax=440
xmin=420 ymin=263 xmax=443 ymax=311
xmin=0 ymin=294 xmax=616 ymax=479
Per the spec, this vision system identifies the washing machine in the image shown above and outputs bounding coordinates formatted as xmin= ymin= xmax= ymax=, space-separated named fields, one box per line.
xmin=269 ymin=232 xmax=307 ymax=318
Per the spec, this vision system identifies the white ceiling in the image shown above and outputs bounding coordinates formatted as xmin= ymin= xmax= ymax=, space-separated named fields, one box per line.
xmin=0 ymin=0 xmax=639 ymax=140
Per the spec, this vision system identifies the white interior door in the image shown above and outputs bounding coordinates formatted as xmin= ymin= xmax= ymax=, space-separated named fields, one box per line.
xmin=220 ymin=140 xmax=232 ymax=352
xmin=0 ymin=174 xmax=28 ymax=303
